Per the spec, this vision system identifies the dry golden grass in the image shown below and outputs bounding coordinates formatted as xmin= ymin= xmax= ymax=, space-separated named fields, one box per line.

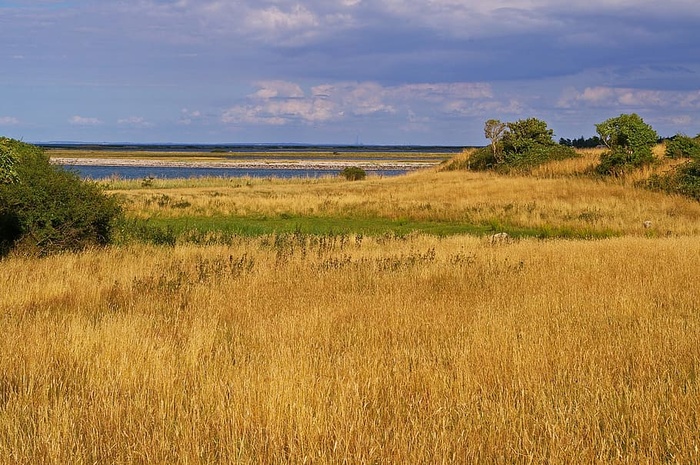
xmin=1 ymin=235 xmax=699 ymax=463
xmin=108 ymin=148 xmax=700 ymax=237
xmin=2 ymin=147 xmax=700 ymax=463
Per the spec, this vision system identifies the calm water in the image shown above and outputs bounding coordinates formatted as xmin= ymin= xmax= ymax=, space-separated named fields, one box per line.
xmin=63 ymin=165 xmax=411 ymax=180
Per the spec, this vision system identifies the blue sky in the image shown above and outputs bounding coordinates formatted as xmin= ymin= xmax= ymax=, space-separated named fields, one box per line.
xmin=1 ymin=0 xmax=699 ymax=145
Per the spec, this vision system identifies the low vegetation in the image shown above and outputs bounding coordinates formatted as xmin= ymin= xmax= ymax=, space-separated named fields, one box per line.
xmin=0 ymin=138 xmax=121 ymax=257
xmin=446 ymin=118 xmax=577 ymax=172
xmin=1 ymin=235 xmax=699 ymax=463
xmin=646 ymin=135 xmax=700 ymax=201
xmin=340 ymin=166 xmax=367 ymax=181
xmin=595 ymin=113 xmax=658 ymax=175
xmin=1 ymin=129 xmax=700 ymax=463
xmin=664 ymin=133 xmax=700 ymax=159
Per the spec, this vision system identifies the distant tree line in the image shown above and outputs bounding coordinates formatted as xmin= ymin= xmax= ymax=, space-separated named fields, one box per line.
xmin=558 ymin=136 xmax=603 ymax=148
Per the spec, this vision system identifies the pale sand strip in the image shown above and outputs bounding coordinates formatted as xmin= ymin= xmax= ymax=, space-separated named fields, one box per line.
xmin=51 ymin=157 xmax=438 ymax=170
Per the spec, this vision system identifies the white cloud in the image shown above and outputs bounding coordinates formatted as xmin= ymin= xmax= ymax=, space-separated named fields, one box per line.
xmin=179 ymin=108 xmax=202 ymax=125
xmin=245 ymin=5 xmax=319 ymax=33
xmin=252 ymin=81 xmax=305 ymax=99
xmin=445 ymin=98 xmax=524 ymax=116
xmin=222 ymin=94 xmax=340 ymax=125
xmin=222 ymin=80 xmax=508 ymax=127
xmin=117 ymin=116 xmax=153 ymax=128
xmin=0 ymin=116 xmax=20 ymax=126
xmin=559 ymin=86 xmax=700 ymax=109
xmin=662 ymin=115 xmax=693 ymax=127
xmin=69 ymin=115 xmax=102 ymax=126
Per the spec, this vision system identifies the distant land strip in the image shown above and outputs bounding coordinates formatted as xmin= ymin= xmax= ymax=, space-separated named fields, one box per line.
xmin=50 ymin=157 xmax=439 ymax=171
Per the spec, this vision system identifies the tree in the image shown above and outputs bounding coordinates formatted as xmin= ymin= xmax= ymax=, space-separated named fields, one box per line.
xmin=559 ymin=136 xmax=603 ymax=148
xmin=466 ymin=117 xmax=577 ymax=171
xmin=0 ymin=138 xmax=18 ymax=184
xmin=0 ymin=137 xmax=122 ymax=256
xmin=665 ymin=134 xmax=700 ymax=159
xmin=484 ymin=119 xmax=507 ymax=163
xmin=595 ymin=114 xmax=658 ymax=174
xmin=502 ymin=117 xmax=555 ymax=154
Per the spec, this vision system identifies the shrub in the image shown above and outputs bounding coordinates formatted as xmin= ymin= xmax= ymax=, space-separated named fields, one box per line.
xmin=646 ymin=159 xmax=700 ymax=201
xmin=0 ymin=138 xmax=18 ymax=184
xmin=341 ymin=166 xmax=367 ymax=181
xmin=0 ymin=137 xmax=122 ymax=256
xmin=595 ymin=114 xmax=658 ymax=175
xmin=665 ymin=134 xmax=700 ymax=159
xmin=466 ymin=118 xmax=577 ymax=172
xmin=463 ymin=147 xmax=497 ymax=171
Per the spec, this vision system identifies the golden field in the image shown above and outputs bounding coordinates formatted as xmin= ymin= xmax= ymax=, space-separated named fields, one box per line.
xmin=1 ymin=148 xmax=699 ymax=463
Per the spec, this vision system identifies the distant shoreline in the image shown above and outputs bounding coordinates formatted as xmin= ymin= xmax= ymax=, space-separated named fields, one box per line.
xmin=50 ymin=157 xmax=439 ymax=171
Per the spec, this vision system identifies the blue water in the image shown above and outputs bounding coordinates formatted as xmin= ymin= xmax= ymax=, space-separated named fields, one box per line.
xmin=63 ymin=165 xmax=411 ymax=180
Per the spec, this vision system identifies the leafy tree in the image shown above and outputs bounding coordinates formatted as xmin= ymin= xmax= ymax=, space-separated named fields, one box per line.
xmin=665 ymin=134 xmax=700 ymax=159
xmin=484 ymin=119 xmax=507 ymax=163
xmin=0 ymin=138 xmax=18 ymax=184
xmin=501 ymin=118 xmax=554 ymax=153
xmin=468 ymin=117 xmax=576 ymax=171
xmin=595 ymin=114 xmax=658 ymax=175
xmin=0 ymin=137 xmax=122 ymax=256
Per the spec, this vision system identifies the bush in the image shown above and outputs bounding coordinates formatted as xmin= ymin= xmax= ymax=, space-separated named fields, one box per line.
xmin=646 ymin=159 xmax=700 ymax=201
xmin=0 ymin=139 xmax=18 ymax=185
xmin=341 ymin=166 xmax=367 ymax=181
xmin=595 ymin=114 xmax=658 ymax=175
xmin=463 ymin=147 xmax=497 ymax=171
xmin=665 ymin=134 xmax=700 ymax=159
xmin=467 ymin=118 xmax=577 ymax=172
xmin=0 ymin=137 xmax=122 ymax=256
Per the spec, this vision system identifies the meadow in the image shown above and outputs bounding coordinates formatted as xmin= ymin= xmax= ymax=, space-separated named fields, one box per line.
xmin=1 ymin=148 xmax=699 ymax=463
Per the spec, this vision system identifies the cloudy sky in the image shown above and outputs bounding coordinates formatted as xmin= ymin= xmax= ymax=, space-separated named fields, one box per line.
xmin=1 ymin=0 xmax=699 ymax=145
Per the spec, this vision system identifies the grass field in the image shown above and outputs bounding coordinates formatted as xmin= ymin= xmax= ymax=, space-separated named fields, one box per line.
xmin=1 ymin=148 xmax=699 ymax=463
xmin=106 ymin=148 xmax=700 ymax=241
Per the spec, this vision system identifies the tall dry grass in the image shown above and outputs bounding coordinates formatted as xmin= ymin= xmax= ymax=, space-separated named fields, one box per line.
xmin=1 ymin=235 xmax=699 ymax=463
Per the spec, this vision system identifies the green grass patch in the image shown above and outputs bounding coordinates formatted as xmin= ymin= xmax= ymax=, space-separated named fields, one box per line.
xmin=115 ymin=213 xmax=620 ymax=245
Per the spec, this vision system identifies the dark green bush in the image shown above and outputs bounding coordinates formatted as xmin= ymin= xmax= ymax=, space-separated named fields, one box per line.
xmin=463 ymin=147 xmax=497 ymax=171
xmin=645 ymin=160 xmax=700 ymax=201
xmin=341 ymin=166 xmax=367 ymax=181
xmin=595 ymin=114 xmax=658 ymax=175
xmin=665 ymin=134 xmax=700 ymax=159
xmin=503 ymin=143 xmax=578 ymax=169
xmin=0 ymin=138 xmax=18 ymax=185
xmin=467 ymin=118 xmax=577 ymax=172
xmin=0 ymin=137 xmax=122 ymax=256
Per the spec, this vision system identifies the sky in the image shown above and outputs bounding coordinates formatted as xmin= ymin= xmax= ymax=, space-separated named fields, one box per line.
xmin=1 ymin=0 xmax=699 ymax=145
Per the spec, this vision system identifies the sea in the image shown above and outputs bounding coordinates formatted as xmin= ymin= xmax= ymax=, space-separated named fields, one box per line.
xmin=45 ymin=143 xmax=464 ymax=180
xmin=62 ymin=165 xmax=412 ymax=180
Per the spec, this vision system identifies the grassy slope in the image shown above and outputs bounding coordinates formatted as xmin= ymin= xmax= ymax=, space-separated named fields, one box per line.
xmin=105 ymin=148 xmax=700 ymax=242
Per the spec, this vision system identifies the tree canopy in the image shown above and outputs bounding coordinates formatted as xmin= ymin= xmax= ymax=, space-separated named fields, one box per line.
xmin=467 ymin=117 xmax=577 ymax=171
xmin=0 ymin=138 xmax=18 ymax=185
xmin=595 ymin=113 xmax=658 ymax=175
